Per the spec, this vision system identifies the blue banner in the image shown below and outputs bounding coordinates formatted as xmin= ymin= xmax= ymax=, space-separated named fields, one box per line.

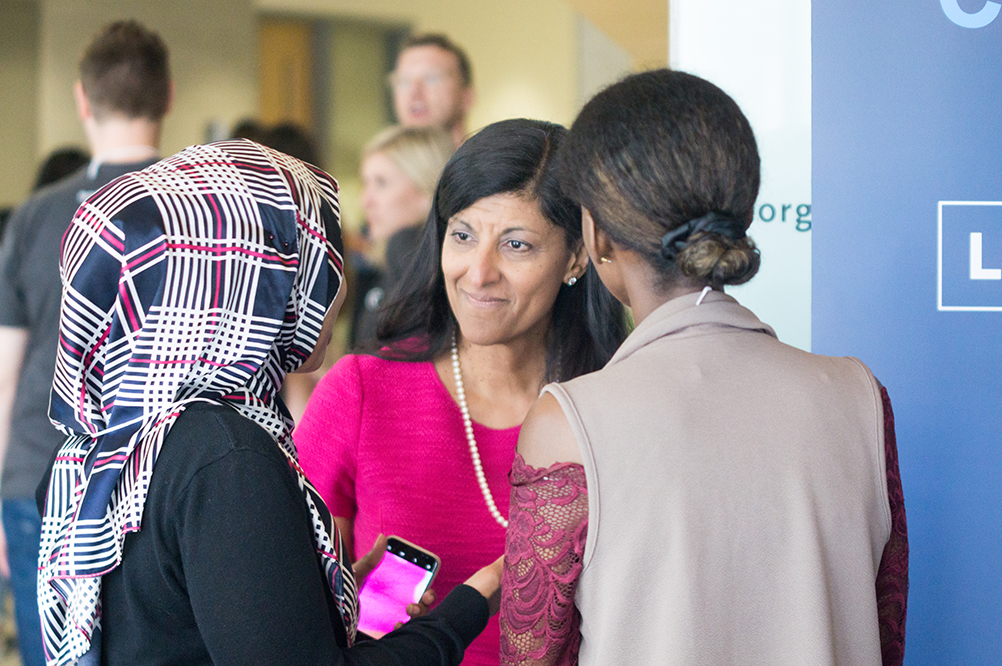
xmin=814 ymin=2 xmax=1002 ymax=663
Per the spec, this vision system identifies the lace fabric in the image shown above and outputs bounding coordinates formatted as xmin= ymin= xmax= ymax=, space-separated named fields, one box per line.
xmin=877 ymin=387 xmax=908 ymax=666
xmin=501 ymin=454 xmax=588 ymax=666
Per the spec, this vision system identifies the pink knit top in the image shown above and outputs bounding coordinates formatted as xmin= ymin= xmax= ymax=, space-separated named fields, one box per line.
xmin=295 ymin=354 xmax=519 ymax=665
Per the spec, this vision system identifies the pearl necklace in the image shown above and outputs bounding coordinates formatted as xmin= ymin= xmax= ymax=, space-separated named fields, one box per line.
xmin=450 ymin=340 xmax=509 ymax=528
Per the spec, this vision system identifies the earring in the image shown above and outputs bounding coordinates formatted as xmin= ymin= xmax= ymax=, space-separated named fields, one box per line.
xmin=566 ymin=276 xmax=578 ymax=286
xmin=599 ymin=257 xmax=612 ymax=264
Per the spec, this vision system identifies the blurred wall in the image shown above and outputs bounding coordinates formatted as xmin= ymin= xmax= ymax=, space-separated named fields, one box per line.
xmin=566 ymin=0 xmax=666 ymax=69
xmin=576 ymin=13 xmax=632 ymax=109
xmin=315 ymin=19 xmax=397 ymax=232
xmin=37 ymin=0 xmax=257 ymax=160
xmin=3 ymin=0 xmax=635 ymax=211
xmin=257 ymin=0 xmax=581 ymax=131
xmin=0 ymin=0 xmax=40 ymax=208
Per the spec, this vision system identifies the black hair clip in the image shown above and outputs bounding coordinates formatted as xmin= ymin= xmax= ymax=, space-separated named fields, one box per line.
xmin=660 ymin=211 xmax=746 ymax=261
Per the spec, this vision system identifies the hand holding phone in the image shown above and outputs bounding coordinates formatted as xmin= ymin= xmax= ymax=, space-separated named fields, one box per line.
xmin=357 ymin=536 xmax=441 ymax=638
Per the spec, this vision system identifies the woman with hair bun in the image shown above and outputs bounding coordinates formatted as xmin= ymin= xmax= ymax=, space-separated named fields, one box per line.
xmin=500 ymin=69 xmax=908 ymax=666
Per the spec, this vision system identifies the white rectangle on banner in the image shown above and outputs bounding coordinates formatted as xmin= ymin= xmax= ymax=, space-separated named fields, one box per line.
xmin=937 ymin=200 xmax=1002 ymax=311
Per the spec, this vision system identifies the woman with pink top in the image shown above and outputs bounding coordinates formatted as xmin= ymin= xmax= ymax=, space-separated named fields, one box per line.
xmin=295 ymin=118 xmax=627 ymax=665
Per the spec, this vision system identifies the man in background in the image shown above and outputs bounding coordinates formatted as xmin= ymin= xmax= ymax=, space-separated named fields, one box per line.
xmin=390 ymin=33 xmax=475 ymax=146
xmin=0 ymin=20 xmax=171 ymax=666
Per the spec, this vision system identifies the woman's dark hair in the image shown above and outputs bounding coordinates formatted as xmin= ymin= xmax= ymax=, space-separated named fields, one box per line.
xmin=559 ymin=69 xmax=761 ymax=288
xmin=261 ymin=122 xmax=321 ymax=168
xmin=34 ymin=147 xmax=90 ymax=191
xmin=370 ymin=118 xmax=627 ymax=382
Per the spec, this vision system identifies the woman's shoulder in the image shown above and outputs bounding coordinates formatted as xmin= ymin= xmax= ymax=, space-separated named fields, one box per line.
xmin=161 ymin=402 xmax=288 ymax=488
xmin=335 ymin=351 xmax=438 ymax=382
xmin=547 ymin=364 xmax=608 ymax=398
xmin=315 ymin=353 xmax=441 ymax=403
xmin=518 ymin=391 xmax=583 ymax=468
xmin=172 ymin=402 xmax=276 ymax=453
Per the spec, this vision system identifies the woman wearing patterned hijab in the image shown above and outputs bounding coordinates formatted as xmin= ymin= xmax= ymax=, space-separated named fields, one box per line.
xmin=37 ymin=140 xmax=500 ymax=666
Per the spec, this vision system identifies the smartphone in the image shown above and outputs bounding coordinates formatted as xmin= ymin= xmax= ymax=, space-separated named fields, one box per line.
xmin=357 ymin=536 xmax=441 ymax=638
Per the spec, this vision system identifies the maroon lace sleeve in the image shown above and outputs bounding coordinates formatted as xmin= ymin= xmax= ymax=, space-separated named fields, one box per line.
xmin=877 ymin=386 xmax=908 ymax=666
xmin=500 ymin=453 xmax=588 ymax=666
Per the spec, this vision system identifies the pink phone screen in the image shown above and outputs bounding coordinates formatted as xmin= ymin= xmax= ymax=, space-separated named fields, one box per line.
xmin=357 ymin=552 xmax=434 ymax=638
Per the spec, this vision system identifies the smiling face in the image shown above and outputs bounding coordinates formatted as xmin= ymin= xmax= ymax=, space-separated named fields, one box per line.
xmin=391 ymin=45 xmax=470 ymax=133
xmin=441 ymin=192 xmax=583 ymax=348
xmin=361 ymin=151 xmax=431 ymax=242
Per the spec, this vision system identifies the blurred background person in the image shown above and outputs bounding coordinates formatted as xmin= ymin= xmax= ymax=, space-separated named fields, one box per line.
xmin=0 ymin=20 xmax=171 ymax=666
xmin=500 ymin=69 xmax=907 ymax=666
xmin=352 ymin=124 xmax=455 ymax=348
xmin=391 ymin=34 xmax=475 ymax=146
xmin=0 ymin=144 xmax=90 ymax=650
xmin=0 ymin=142 xmax=90 ymax=647
xmin=262 ymin=121 xmax=321 ymax=167
xmin=295 ymin=118 xmax=627 ymax=666
xmin=0 ymin=209 xmax=11 ymax=246
xmin=230 ymin=117 xmax=266 ymax=144
xmin=31 ymin=147 xmax=90 ymax=191
xmin=1 ymin=147 xmax=90 ymax=246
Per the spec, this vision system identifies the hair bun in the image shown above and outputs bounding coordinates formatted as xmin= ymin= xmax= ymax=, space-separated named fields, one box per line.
xmin=676 ymin=233 xmax=760 ymax=286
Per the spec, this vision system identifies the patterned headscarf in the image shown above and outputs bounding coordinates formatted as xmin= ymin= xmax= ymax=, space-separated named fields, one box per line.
xmin=38 ymin=140 xmax=358 ymax=665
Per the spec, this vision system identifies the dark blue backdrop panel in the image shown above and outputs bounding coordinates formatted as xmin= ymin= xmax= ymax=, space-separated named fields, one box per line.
xmin=814 ymin=1 xmax=1002 ymax=663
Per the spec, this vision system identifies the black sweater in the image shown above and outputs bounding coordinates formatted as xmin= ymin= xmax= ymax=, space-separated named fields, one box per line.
xmin=60 ymin=402 xmax=488 ymax=665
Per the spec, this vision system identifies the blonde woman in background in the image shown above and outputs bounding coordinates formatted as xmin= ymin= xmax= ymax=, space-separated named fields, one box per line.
xmin=284 ymin=125 xmax=454 ymax=421
xmin=351 ymin=125 xmax=456 ymax=347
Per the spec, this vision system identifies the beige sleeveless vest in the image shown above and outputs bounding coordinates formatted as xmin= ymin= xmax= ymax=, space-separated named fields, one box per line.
xmin=546 ymin=290 xmax=890 ymax=666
